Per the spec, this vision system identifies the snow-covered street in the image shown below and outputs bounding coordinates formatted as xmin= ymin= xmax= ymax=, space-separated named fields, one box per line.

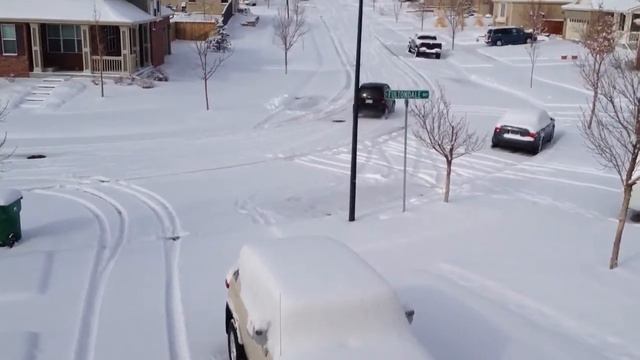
xmin=1 ymin=0 xmax=639 ymax=359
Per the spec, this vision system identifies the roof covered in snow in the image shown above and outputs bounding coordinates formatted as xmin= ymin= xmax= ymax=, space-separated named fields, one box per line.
xmin=0 ymin=0 xmax=156 ymax=25
xmin=496 ymin=108 xmax=551 ymax=131
xmin=238 ymin=237 xmax=394 ymax=304
xmin=562 ymin=0 xmax=640 ymax=12
xmin=0 ymin=189 xmax=22 ymax=206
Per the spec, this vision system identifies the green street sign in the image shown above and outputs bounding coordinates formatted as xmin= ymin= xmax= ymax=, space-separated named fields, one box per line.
xmin=384 ymin=89 xmax=429 ymax=100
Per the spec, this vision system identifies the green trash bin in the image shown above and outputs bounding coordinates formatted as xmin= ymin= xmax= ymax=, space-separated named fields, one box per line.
xmin=0 ymin=189 xmax=23 ymax=248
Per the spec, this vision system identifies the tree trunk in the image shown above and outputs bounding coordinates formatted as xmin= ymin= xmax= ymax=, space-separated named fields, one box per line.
xmin=610 ymin=185 xmax=633 ymax=269
xmin=530 ymin=57 xmax=535 ymax=88
xmin=285 ymin=50 xmax=288 ymax=75
xmin=421 ymin=11 xmax=425 ymax=31
xmin=443 ymin=160 xmax=452 ymax=203
xmin=588 ymin=87 xmax=598 ymax=129
xmin=286 ymin=0 xmax=290 ymax=18
xmin=451 ymin=32 xmax=455 ymax=50
xmin=204 ymin=78 xmax=210 ymax=111
xmin=588 ymin=61 xmax=603 ymax=129
xmin=100 ymin=67 xmax=104 ymax=98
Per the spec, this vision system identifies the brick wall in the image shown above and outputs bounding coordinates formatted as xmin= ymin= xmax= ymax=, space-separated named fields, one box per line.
xmin=0 ymin=23 xmax=30 ymax=77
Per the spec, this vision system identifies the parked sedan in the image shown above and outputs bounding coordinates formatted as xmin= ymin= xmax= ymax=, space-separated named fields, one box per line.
xmin=492 ymin=109 xmax=555 ymax=155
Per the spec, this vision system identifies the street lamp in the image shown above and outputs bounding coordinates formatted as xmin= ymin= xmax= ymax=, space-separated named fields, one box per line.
xmin=348 ymin=0 xmax=365 ymax=222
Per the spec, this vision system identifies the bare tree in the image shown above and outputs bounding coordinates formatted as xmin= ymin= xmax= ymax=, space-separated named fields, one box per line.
xmin=93 ymin=4 xmax=105 ymax=98
xmin=274 ymin=0 xmax=308 ymax=74
xmin=393 ymin=0 xmax=402 ymax=23
xmin=0 ymin=102 xmax=12 ymax=161
xmin=412 ymin=86 xmax=484 ymax=202
xmin=443 ymin=0 xmax=465 ymax=50
xmin=372 ymin=0 xmax=377 ymax=11
xmin=526 ymin=0 xmax=545 ymax=88
xmin=578 ymin=10 xmax=616 ymax=129
xmin=579 ymin=53 xmax=640 ymax=269
xmin=419 ymin=2 xmax=427 ymax=31
xmin=194 ymin=39 xmax=233 ymax=111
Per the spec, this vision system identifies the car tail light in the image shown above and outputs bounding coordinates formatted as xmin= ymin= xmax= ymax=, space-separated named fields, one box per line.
xmin=225 ymin=278 xmax=230 ymax=289
xmin=494 ymin=126 xmax=501 ymax=132
xmin=528 ymin=131 xmax=537 ymax=138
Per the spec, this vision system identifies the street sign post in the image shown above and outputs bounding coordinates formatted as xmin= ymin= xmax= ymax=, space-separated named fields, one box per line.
xmin=384 ymin=89 xmax=430 ymax=213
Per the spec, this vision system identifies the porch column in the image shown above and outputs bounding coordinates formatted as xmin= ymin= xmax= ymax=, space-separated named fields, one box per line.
xmin=120 ymin=26 xmax=132 ymax=74
xmin=80 ymin=25 xmax=92 ymax=73
xmin=29 ymin=23 xmax=43 ymax=73
xmin=131 ymin=25 xmax=140 ymax=69
xmin=625 ymin=13 xmax=633 ymax=43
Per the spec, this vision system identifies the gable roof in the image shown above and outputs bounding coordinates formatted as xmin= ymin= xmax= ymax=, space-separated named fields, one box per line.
xmin=562 ymin=0 xmax=640 ymax=12
xmin=0 ymin=0 xmax=155 ymax=25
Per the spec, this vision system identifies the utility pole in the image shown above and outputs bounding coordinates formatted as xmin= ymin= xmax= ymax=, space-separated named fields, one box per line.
xmin=348 ymin=0 xmax=365 ymax=222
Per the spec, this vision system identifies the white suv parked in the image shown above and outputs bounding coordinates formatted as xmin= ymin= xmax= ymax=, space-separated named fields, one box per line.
xmin=224 ymin=237 xmax=432 ymax=360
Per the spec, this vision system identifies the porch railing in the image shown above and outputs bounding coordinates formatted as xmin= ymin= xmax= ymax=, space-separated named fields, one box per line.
xmin=91 ymin=56 xmax=123 ymax=73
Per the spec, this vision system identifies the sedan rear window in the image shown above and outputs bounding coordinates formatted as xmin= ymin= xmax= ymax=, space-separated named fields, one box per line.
xmin=417 ymin=35 xmax=436 ymax=40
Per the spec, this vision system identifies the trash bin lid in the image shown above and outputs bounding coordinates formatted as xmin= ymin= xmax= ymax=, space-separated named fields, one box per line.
xmin=0 ymin=189 xmax=23 ymax=206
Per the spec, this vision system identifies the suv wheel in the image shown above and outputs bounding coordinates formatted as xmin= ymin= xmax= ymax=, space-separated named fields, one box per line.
xmin=227 ymin=321 xmax=247 ymax=360
xmin=496 ymin=39 xmax=503 ymax=46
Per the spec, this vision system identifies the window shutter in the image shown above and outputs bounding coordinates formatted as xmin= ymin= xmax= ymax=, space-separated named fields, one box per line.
xmin=16 ymin=24 xmax=25 ymax=56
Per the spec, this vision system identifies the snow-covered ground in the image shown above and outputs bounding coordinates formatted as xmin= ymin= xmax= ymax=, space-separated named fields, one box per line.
xmin=1 ymin=0 xmax=639 ymax=359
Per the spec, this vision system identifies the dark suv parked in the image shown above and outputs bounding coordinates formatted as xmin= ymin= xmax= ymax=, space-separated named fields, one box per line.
xmin=485 ymin=27 xmax=535 ymax=46
xmin=358 ymin=82 xmax=395 ymax=118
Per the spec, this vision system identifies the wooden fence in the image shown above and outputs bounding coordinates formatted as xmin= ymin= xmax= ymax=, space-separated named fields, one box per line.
xmin=172 ymin=21 xmax=218 ymax=40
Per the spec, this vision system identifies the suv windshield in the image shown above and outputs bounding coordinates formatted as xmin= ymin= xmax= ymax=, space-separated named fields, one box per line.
xmin=417 ymin=35 xmax=436 ymax=40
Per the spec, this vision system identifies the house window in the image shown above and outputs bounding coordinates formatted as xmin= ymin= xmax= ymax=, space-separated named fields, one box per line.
xmin=0 ymin=24 xmax=18 ymax=55
xmin=619 ymin=13 xmax=626 ymax=31
xmin=499 ymin=3 xmax=506 ymax=18
xmin=102 ymin=26 xmax=119 ymax=54
xmin=46 ymin=24 xmax=82 ymax=53
xmin=632 ymin=14 xmax=640 ymax=32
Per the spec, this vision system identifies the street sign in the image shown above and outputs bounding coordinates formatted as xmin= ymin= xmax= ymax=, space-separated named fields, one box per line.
xmin=384 ymin=89 xmax=429 ymax=100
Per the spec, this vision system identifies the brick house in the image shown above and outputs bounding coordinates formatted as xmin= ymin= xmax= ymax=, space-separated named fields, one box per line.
xmin=0 ymin=0 xmax=173 ymax=77
xmin=161 ymin=0 xmax=238 ymax=14
xmin=563 ymin=0 xmax=640 ymax=46
xmin=492 ymin=0 xmax=573 ymax=34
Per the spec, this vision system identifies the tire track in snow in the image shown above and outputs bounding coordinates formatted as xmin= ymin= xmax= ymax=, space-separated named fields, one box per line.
xmin=432 ymin=263 xmax=640 ymax=360
xmin=254 ymin=12 xmax=353 ymax=129
xmin=33 ymin=186 xmax=129 ymax=360
xmin=95 ymin=178 xmax=192 ymax=360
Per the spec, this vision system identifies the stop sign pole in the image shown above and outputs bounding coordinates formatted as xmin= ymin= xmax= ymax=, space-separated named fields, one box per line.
xmin=384 ymin=90 xmax=429 ymax=212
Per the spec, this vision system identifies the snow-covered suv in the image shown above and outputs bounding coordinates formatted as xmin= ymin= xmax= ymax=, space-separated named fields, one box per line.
xmin=224 ymin=237 xmax=432 ymax=360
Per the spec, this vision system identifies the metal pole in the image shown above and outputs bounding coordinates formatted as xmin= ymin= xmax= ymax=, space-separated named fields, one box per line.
xmin=348 ymin=0 xmax=365 ymax=222
xmin=403 ymin=98 xmax=409 ymax=212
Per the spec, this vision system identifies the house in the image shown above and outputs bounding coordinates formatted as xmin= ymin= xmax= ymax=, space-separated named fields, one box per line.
xmin=492 ymin=0 xmax=573 ymax=34
xmin=562 ymin=0 xmax=640 ymax=46
xmin=0 ymin=0 xmax=173 ymax=77
xmin=161 ymin=0 xmax=238 ymax=15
